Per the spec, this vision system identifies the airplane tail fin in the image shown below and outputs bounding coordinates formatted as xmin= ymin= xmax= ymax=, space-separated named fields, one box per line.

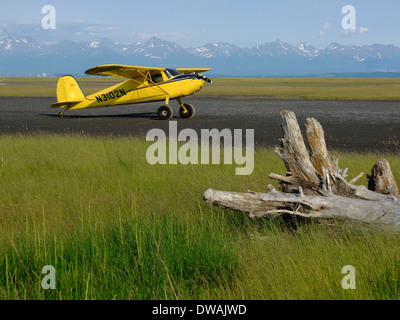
xmin=50 ymin=75 xmax=85 ymax=108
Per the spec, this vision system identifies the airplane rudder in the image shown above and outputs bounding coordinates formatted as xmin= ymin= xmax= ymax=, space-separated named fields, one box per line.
xmin=57 ymin=75 xmax=85 ymax=102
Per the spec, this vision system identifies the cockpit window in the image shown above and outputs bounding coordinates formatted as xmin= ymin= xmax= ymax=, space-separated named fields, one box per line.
xmin=165 ymin=68 xmax=180 ymax=79
xmin=151 ymin=74 xmax=164 ymax=83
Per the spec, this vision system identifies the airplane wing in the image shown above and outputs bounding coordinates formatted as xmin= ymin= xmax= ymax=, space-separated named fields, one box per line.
xmin=176 ymin=68 xmax=211 ymax=75
xmin=84 ymin=64 xmax=166 ymax=79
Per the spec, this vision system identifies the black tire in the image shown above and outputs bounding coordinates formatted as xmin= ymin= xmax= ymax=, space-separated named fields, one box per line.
xmin=179 ymin=103 xmax=195 ymax=119
xmin=157 ymin=105 xmax=172 ymax=120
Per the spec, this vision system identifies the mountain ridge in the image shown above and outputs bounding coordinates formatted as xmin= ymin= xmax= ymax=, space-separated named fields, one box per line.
xmin=1 ymin=35 xmax=400 ymax=77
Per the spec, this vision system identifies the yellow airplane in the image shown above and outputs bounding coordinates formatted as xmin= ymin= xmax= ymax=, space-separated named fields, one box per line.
xmin=50 ymin=64 xmax=212 ymax=119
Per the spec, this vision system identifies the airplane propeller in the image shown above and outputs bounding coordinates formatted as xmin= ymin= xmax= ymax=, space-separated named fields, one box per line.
xmin=194 ymin=72 xmax=212 ymax=83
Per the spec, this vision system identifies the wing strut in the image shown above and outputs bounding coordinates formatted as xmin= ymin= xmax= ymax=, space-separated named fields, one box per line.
xmin=136 ymin=70 xmax=170 ymax=96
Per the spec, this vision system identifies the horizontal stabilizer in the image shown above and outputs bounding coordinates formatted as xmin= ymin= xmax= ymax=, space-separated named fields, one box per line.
xmin=50 ymin=101 xmax=83 ymax=109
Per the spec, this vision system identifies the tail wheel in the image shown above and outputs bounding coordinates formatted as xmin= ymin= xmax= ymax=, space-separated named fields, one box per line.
xmin=179 ymin=103 xmax=195 ymax=119
xmin=157 ymin=105 xmax=173 ymax=120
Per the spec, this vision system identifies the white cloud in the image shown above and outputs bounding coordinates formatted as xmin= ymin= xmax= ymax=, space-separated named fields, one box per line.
xmin=341 ymin=27 xmax=369 ymax=37
xmin=0 ymin=18 xmax=123 ymax=42
xmin=319 ymin=22 xmax=332 ymax=37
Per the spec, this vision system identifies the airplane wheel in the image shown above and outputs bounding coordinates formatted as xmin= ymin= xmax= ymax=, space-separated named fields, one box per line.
xmin=157 ymin=105 xmax=172 ymax=120
xmin=179 ymin=103 xmax=195 ymax=119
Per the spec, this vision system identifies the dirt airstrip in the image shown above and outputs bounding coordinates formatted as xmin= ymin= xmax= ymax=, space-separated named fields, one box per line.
xmin=1 ymin=96 xmax=400 ymax=152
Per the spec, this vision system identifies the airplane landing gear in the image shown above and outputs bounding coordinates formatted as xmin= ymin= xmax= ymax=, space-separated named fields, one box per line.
xmin=58 ymin=109 xmax=67 ymax=117
xmin=157 ymin=99 xmax=195 ymax=120
xmin=176 ymin=98 xmax=195 ymax=119
xmin=179 ymin=103 xmax=195 ymax=119
xmin=157 ymin=105 xmax=173 ymax=120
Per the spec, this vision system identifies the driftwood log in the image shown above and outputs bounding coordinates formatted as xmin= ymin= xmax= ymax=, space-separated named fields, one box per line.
xmin=203 ymin=110 xmax=400 ymax=229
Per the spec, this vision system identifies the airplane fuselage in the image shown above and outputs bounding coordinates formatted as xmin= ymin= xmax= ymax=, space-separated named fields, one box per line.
xmin=69 ymin=74 xmax=205 ymax=111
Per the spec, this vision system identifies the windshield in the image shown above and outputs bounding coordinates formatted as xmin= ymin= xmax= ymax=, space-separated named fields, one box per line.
xmin=165 ymin=68 xmax=180 ymax=79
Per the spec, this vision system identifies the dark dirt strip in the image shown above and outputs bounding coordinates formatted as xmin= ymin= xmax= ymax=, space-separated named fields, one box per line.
xmin=1 ymin=96 xmax=400 ymax=152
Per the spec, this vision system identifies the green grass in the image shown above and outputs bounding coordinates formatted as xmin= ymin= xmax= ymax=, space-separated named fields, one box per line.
xmin=1 ymin=77 xmax=400 ymax=100
xmin=0 ymin=134 xmax=400 ymax=299
xmin=205 ymin=77 xmax=400 ymax=100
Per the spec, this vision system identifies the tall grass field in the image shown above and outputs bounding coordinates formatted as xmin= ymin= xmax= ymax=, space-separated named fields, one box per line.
xmin=1 ymin=134 xmax=400 ymax=300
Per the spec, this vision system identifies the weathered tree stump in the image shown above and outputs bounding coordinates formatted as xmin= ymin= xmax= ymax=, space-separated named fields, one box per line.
xmin=203 ymin=110 xmax=400 ymax=229
xmin=367 ymin=159 xmax=400 ymax=198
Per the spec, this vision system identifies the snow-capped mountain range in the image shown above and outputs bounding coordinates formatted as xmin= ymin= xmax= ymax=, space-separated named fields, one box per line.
xmin=1 ymin=36 xmax=400 ymax=76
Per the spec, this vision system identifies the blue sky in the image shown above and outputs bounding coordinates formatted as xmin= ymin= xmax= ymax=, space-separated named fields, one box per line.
xmin=0 ymin=0 xmax=399 ymax=48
